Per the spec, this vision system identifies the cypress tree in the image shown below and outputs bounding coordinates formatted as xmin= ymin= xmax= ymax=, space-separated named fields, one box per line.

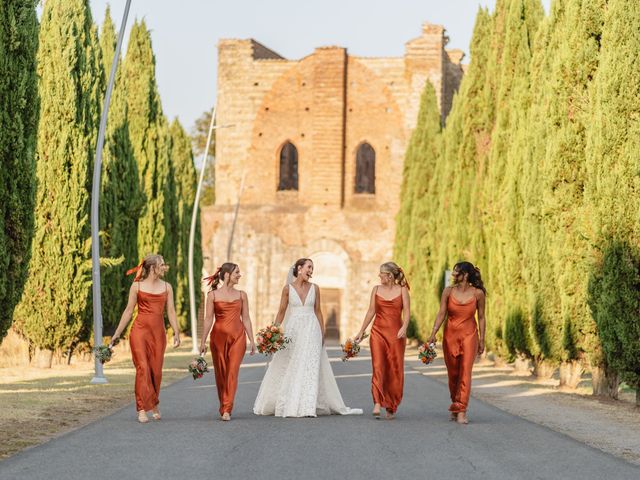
xmin=403 ymin=83 xmax=442 ymax=339
xmin=98 ymin=7 xmax=145 ymax=334
xmin=0 ymin=0 xmax=39 ymax=340
xmin=519 ymin=4 xmax=562 ymax=376
xmin=13 ymin=0 xmax=102 ymax=366
xmin=585 ymin=0 xmax=640 ymax=398
xmin=484 ymin=0 xmax=543 ymax=363
xmin=169 ymin=119 xmax=203 ymax=333
xmin=123 ymin=20 xmax=177 ymax=286
xmin=537 ymin=0 xmax=605 ymax=385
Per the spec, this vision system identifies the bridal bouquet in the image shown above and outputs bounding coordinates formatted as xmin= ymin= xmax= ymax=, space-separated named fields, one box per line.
xmin=256 ymin=324 xmax=291 ymax=355
xmin=188 ymin=356 xmax=209 ymax=380
xmin=418 ymin=342 xmax=437 ymax=365
xmin=341 ymin=333 xmax=369 ymax=362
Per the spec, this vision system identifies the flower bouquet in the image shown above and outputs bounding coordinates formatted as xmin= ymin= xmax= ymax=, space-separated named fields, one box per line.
xmin=418 ymin=342 xmax=437 ymax=365
xmin=93 ymin=345 xmax=114 ymax=364
xmin=256 ymin=324 xmax=291 ymax=356
xmin=188 ymin=356 xmax=209 ymax=380
xmin=341 ymin=333 xmax=369 ymax=362
xmin=93 ymin=337 xmax=121 ymax=364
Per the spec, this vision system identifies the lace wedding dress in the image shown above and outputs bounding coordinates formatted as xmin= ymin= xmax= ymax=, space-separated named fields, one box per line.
xmin=253 ymin=283 xmax=363 ymax=417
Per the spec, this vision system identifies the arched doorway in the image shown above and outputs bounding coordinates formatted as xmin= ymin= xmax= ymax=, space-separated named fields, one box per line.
xmin=309 ymin=245 xmax=349 ymax=343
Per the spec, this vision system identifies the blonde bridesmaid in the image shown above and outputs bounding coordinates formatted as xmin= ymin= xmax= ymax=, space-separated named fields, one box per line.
xmin=427 ymin=261 xmax=486 ymax=424
xmin=200 ymin=263 xmax=255 ymax=421
xmin=110 ymin=254 xmax=181 ymax=423
xmin=355 ymin=262 xmax=410 ymax=419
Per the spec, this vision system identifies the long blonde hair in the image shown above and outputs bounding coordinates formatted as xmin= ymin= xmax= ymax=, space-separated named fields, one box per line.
xmin=380 ymin=262 xmax=410 ymax=290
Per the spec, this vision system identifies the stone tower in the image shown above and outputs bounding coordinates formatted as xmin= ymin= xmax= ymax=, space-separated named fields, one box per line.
xmin=201 ymin=22 xmax=464 ymax=340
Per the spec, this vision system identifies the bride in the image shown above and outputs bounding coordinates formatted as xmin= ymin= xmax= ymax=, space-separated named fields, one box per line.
xmin=253 ymin=258 xmax=362 ymax=417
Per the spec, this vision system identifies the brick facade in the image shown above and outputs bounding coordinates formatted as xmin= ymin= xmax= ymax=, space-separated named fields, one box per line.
xmin=201 ymin=22 xmax=464 ymax=340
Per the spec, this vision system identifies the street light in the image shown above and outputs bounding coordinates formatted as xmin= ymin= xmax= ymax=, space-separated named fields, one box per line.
xmin=187 ymin=108 xmax=235 ymax=353
xmin=90 ymin=0 xmax=133 ymax=384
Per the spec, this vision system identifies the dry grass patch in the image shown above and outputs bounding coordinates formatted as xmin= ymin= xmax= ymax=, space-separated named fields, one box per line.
xmin=0 ymin=339 xmax=197 ymax=459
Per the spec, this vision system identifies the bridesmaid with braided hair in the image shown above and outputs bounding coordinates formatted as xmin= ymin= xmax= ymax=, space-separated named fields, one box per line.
xmin=427 ymin=261 xmax=487 ymax=424
xmin=110 ymin=254 xmax=181 ymax=423
xmin=200 ymin=263 xmax=255 ymax=421
xmin=355 ymin=262 xmax=410 ymax=419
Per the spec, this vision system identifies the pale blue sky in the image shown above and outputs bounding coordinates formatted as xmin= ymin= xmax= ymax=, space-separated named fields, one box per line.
xmin=90 ymin=0 xmax=551 ymax=131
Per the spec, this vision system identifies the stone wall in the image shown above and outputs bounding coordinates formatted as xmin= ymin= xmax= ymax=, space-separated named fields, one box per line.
xmin=202 ymin=22 xmax=464 ymax=339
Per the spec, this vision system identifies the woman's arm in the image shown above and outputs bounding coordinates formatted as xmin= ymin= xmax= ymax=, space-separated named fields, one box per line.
xmin=110 ymin=283 xmax=139 ymax=347
xmin=240 ymin=291 xmax=256 ymax=355
xmin=274 ymin=285 xmax=290 ymax=326
xmin=427 ymin=287 xmax=451 ymax=345
xmin=476 ymin=289 xmax=486 ymax=355
xmin=166 ymin=283 xmax=181 ymax=348
xmin=313 ymin=285 xmax=325 ymax=342
xmin=355 ymin=287 xmax=377 ymax=342
xmin=199 ymin=291 xmax=215 ymax=354
xmin=397 ymin=286 xmax=411 ymax=339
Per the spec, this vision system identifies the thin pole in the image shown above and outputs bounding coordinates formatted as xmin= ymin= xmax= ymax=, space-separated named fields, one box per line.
xmin=90 ymin=0 xmax=133 ymax=384
xmin=188 ymin=107 xmax=216 ymax=353
xmin=226 ymin=170 xmax=246 ymax=261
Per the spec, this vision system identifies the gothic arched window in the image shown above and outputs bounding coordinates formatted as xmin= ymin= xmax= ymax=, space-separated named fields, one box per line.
xmin=278 ymin=141 xmax=298 ymax=191
xmin=355 ymin=142 xmax=375 ymax=194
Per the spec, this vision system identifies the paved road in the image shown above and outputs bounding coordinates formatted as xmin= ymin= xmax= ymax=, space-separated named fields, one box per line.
xmin=1 ymin=348 xmax=638 ymax=480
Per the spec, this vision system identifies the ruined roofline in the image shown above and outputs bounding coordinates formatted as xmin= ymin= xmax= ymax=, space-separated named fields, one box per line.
xmin=250 ymin=39 xmax=286 ymax=60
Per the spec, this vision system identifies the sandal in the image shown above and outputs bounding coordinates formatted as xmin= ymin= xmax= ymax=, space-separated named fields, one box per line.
xmin=151 ymin=408 xmax=161 ymax=421
xmin=221 ymin=412 xmax=231 ymax=421
xmin=456 ymin=413 xmax=469 ymax=425
xmin=137 ymin=411 xmax=149 ymax=423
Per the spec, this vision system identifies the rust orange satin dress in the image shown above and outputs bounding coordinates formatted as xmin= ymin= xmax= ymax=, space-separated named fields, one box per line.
xmin=210 ymin=298 xmax=245 ymax=415
xmin=443 ymin=293 xmax=479 ymax=413
xmin=370 ymin=290 xmax=405 ymax=414
xmin=130 ymin=286 xmax=167 ymax=412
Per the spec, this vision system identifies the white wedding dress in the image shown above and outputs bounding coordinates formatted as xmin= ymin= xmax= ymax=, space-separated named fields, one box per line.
xmin=253 ymin=283 xmax=363 ymax=417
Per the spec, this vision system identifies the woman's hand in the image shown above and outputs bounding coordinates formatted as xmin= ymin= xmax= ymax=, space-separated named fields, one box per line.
xmin=108 ymin=335 xmax=119 ymax=349
xmin=478 ymin=337 xmax=485 ymax=356
xmin=426 ymin=334 xmax=436 ymax=346
xmin=355 ymin=332 xmax=364 ymax=343
xmin=200 ymin=343 xmax=207 ymax=356
xmin=173 ymin=333 xmax=181 ymax=348
xmin=397 ymin=326 xmax=407 ymax=339
xmin=249 ymin=342 xmax=256 ymax=356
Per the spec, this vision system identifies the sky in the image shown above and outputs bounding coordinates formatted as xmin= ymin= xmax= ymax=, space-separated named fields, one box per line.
xmin=90 ymin=0 xmax=551 ymax=132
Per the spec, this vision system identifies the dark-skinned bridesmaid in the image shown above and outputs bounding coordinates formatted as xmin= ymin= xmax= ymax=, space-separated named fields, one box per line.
xmin=427 ymin=261 xmax=486 ymax=425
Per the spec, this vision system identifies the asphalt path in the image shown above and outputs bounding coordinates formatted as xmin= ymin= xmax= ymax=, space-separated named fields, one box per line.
xmin=1 ymin=348 xmax=638 ymax=480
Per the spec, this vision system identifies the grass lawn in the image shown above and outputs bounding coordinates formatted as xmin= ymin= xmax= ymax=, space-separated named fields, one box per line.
xmin=0 ymin=338 xmax=197 ymax=459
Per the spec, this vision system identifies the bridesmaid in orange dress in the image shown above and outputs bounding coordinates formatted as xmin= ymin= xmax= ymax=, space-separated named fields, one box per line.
xmin=428 ymin=261 xmax=486 ymax=424
xmin=355 ymin=262 xmax=410 ymax=420
xmin=110 ymin=254 xmax=181 ymax=423
xmin=200 ymin=263 xmax=255 ymax=421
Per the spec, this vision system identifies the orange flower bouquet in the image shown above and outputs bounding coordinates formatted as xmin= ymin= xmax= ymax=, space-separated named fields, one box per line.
xmin=341 ymin=333 xmax=369 ymax=362
xmin=256 ymin=324 xmax=291 ymax=355
xmin=418 ymin=342 xmax=437 ymax=365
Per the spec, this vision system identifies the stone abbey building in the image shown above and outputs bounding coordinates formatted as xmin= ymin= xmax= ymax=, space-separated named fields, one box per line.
xmin=201 ymin=22 xmax=464 ymax=340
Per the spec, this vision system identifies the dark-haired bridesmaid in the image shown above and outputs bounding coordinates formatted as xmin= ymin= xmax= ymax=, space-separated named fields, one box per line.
xmin=427 ymin=261 xmax=486 ymax=424
xmin=200 ymin=263 xmax=255 ymax=421
xmin=355 ymin=262 xmax=410 ymax=420
xmin=110 ymin=254 xmax=181 ymax=423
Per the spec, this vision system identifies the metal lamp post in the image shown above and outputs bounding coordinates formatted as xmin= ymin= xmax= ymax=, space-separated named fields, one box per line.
xmin=90 ymin=0 xmax=133 ymax=384
xmin=187 ymin=108 xmax=235 ymax=353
